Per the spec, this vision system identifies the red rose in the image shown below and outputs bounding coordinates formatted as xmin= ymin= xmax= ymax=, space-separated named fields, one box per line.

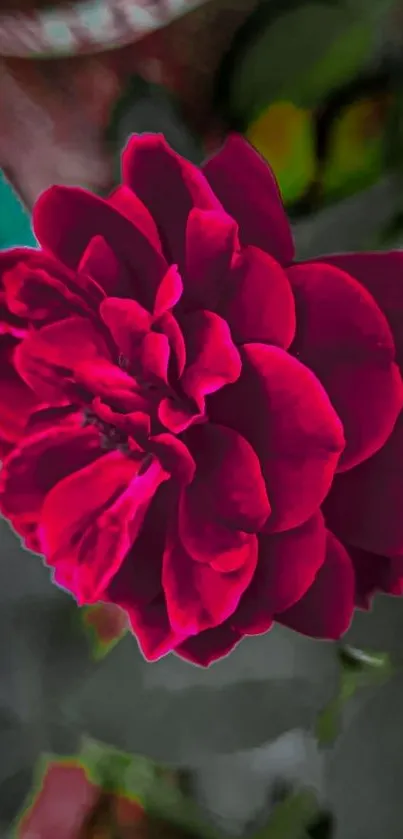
xmin=16 ymin=759 xmax=144 ymax=839
xmin=1 ymin=134 xmax=403 ymax=666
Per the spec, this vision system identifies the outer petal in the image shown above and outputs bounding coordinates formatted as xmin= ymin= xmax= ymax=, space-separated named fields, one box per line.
xmin=277 ymin=532 xmax=355 ymax=639
xmin=203 ymin=134 xmax=294 ymax=265
xmin=107 ymin=482 xmax=188 ymax=663
xmin=0 ymin=420 xmax=102 ymax=522
xmin=33 ymin=186 xmax=167 ymax=309
xmin=315 ymin=252 xmax=403 ymax=370
xmin=180 ymin=423 xmax=270 ymax=566
xmin=231 ymin=512 xmax=327 ymax=635
xmin=184 ymin=208 xmax=239 ymax=308
xmin=14 ymin=316 xmax=135 ymax=404
xmin=347 ymin=545 xmax=403 ymax=609
xmin=289 ymin=262 xmax=403 ymax=471
xmin=175 ymin=622 xmax=243 ymax=666
xmin=324 ymin=412 xmax=403 ymax=556
xmin=0 ymin=336 xmax=39 ymax=444
xmin=221 ymin=246 xmax=296 ymax=348
xmin=122 ymin=134 xmax=222 ymax=266
xmin=39 ymin=452 xmax=169 ymax=603
xmin=128 ymin=593 xmax=188 ymax=662
xmin=208 ymin=344 xmax=345 ymax=532
xmin=162 ymin=531 xmax=258 ymax=634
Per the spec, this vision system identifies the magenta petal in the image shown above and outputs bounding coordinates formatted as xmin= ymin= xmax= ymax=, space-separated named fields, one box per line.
xmin=180 ymin=310 xmax=241 ymax=407
xmin=14 ymin=316 xmax=112 ymax=401
xmin=203 ymin=134 xmax=294 ymax=265
xmin=347 ymin=545 xmax=403 ymax=608
xmin=163 ymin=530 xmax=258 ymax=634
xmin=222 ymin=245 xmax=296 ymax=348
xmin=0 ymin=337 xmax=39 ymax=443
xmin=175 ymin=623 xmax=243 ymax=666
xmin=154 ymin=265 xmax=183 ymax=316
xmin=157 ymin=312 xmax=186 ymax=378
xmin=232 ymin=513 xmax=327 ymax=634
xmin=0 ymin=420 xmax=102 ymax=521
xmin=107 ymin=483 xmax=171 ymax=611
xmin=209 ymin=344 xmax=345 ymax=532
xmin=150 ymin=434 xmax=196 ymax=484
xmin=128 ymin=593 xmax=187 ymax=661
xmin=289 ymin=262 xmax=403 ymax=471
xmin=315 ymin=251 xmax=403 ymax=370
xmin=107 ymin=184 xmax=163 ymax=251
xmin=184 ymin=208 xmax=239 ymax=308
xmin=324 ymin=412 xmax=403 ymax=556
xmin=138 ymin=332 xmax=170 ymax=385
xmin=33 ymin=185 xmax=167 ymax=309
xmin=39 ymin=452 xmax=169 ymax=603
xmin=78 ymin=235 xmax=122 ymax=296
xmin=100 ymin=297 xmax=152 ymax=361
xmin=122 ymin=134 xmax=221 ymax=265
xmin=277 ymin=532 xmax=354 ymax=639
xmin=183 ymin=423 xmax=271 ymax=542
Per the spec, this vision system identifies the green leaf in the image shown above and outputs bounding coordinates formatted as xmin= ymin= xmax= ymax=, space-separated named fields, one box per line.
xmin=251 ymin=790 xmax=319 ymax=839
xmin=227 ymin=3 xmax=374 ymax=126
xmin=320 ymin=93 xmax=391 ymax=201
xmin=316 ymin=645 xmax=394 ymax=745
xmin=247 ymin=102 xmax=316 ymax=204
xmin=78 ymin=738 xmax=220 ymax=839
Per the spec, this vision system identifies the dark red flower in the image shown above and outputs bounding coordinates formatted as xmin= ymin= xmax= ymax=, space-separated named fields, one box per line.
xmin=16 ymin=759 xmax=144 ymax=839
xmin=0 ymin=134 xmax=402 ymax=665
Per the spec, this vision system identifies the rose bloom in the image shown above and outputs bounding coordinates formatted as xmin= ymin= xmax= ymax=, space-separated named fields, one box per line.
xmin=1 ymin=134 xmax=403 ymax=666
xmin=17 ymin=759 xmax=144 ymax=839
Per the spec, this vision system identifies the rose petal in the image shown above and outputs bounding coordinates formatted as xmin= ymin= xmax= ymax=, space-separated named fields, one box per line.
xmin=39 ymin=452 xmax=169 ymax=603
xmin=100 ymin=296 xmax=152 ymax=361
xmin=156 ymin=312 xmax=186 ymax=379
xmin=208 ymin=344 xmax=345 ymax=532
xmin=324 ymin=412 xmax=403 ymax=556
xmin=221 ymin=245 xmax=296 ymax=348
xmin=138 ymin=332 xmax=170 ymax=386
xmin=348 ymin=546 xmax=403 ymax=608
xmin=14 ymin=316 xmax=113 ymax=401
xmin=107 ymin=184 xmax=163 ymax=252
xmin=154 ymin=264 xmax=183 ymax=316
xmin=163 ymin=529 xmax=258 ymax=634
xmin=314 ymin=252 xmax=403 ymax=370
xmin=184 ymin=208 xmax=239 ymax=308
xmin=203 ymin=134 xmax=294 ymax=265
xmin=150 ymin=434 xmax=196 ymax=484
xmin=0 ymin=420 xmax=102 ymax=521
xmin=180 ymin=310 xmax=241 ymax=408
xmin=33 ymin=185 xmax=167 ymax=309
xmin=122 ymin=134 xmax=221 ymax=266
xmin=17 ymin=763 xmax=98 ymax=839
xmin=0 ymin=336 xmax=39 ymax=443
xmin=231 ymin=512 xmax=327 ymax=634
xmin=128 ymin=593 xmax=187 ymax=661
xmin=78 ymin=235 xmax=123 ymax=297
xmin=175 ymin=623 xmax=243 ymax=666
xmin=181 ymin=423 xmax=271 ymax=566
xmin=288 ymin=262 xmax=403 ymax=471
xmin=107 ymin=483 xmax=171 ymax=611
xmin=277 ymin=531 xmax=354 ymax=639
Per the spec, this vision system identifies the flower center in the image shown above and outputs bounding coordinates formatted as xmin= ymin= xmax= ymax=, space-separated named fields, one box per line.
xmin=82 ymin=408 xmax=129 ymax=452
